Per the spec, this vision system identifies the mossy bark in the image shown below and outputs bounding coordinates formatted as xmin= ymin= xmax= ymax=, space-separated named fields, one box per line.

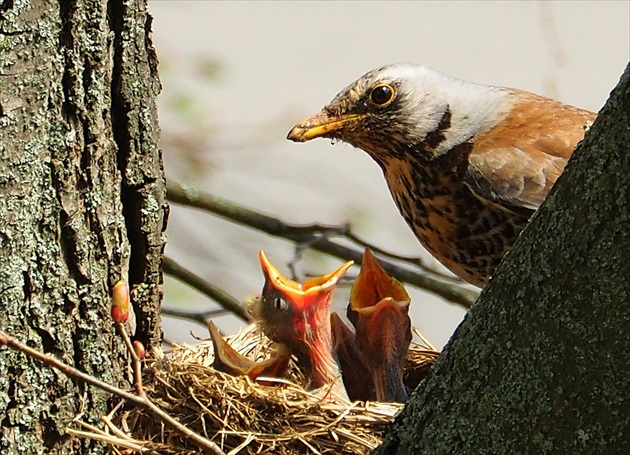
xmin=0 ymin=0 xmax=166 ymax=453
xmin=375 ymin=64 xmax=630 ymax=455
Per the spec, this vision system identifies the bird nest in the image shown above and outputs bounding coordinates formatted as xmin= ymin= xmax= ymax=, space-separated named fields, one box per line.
xmin=82 ymin=324 xmax=438 ymax=455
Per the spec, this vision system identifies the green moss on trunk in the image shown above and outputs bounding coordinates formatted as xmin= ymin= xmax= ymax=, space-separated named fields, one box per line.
xmin=0 ymin=0 xmax=166 ymax=453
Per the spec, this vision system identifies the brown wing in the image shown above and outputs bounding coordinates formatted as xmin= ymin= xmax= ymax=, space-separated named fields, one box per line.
xmin=465 ymin=91 xmax=596 ymax=212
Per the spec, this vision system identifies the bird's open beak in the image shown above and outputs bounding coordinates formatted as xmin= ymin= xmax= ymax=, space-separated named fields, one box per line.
xmin=287 ymin=111 xmax=367 ymax=142
xmin=349 ymin=249 xmax=410 ymax=314
xmin=209 ymin=321 xmax=291 ymax=380
xmin=259 ymin=250 xmax=353 ymax=310
xmin=259 ymin=250 xmax=301 ymax=292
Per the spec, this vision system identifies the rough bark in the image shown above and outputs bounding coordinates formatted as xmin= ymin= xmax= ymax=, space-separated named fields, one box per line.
xmin=0 ymin=0 xmax=166 ymax=453
xmin=375 ymin=63 xmax=630 ymax=455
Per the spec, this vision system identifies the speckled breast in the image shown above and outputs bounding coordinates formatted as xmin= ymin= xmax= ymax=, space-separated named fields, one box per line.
xmin=382 ymin=152 xmax=531 ymax=287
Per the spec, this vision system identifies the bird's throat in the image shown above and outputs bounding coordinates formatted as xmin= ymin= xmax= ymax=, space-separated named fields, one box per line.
xmin=301 ymin=318 xmax=342 ymax=390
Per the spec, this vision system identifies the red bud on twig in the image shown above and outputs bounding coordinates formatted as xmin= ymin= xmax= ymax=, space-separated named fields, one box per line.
xmin=133 ymin=340 xmax=146 ymax=359
xmin=111 ymin=280 xmax=130 ymax=323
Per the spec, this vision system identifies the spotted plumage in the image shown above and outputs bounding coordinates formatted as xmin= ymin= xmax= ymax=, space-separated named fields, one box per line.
xmin=288 ymin=64 xmax=596 ymax=287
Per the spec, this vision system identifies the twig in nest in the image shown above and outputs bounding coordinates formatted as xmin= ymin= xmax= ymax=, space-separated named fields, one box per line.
xmin=0 ymin=329 xmax=227 ymax=455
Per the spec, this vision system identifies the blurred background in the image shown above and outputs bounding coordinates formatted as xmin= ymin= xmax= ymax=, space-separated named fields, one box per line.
xmin=149 ymin=1 xmax=629 ymax=349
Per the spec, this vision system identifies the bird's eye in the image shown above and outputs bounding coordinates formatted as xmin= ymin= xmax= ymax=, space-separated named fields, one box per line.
xmin=369 ymin=84 xmax=395 ymax=107
xmin=273 ymin=297 xmax=288 ymax=311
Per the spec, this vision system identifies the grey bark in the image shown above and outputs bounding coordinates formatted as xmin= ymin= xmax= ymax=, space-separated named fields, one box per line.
xmin=0 ymin=0 xmax=166 ymax=453
xmin=375 ymin=63 xmax=630 ymax=454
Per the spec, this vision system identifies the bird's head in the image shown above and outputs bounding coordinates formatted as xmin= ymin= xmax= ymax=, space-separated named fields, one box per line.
xmin=347 ymin=249 xmax=412 ymax=402
xmin=208 ymin=321 xmax=291 ymax=380
xmin=288 ymin=63 xmax=508 ymax=162
xmin=256 ymin=250 xmax=353 ymax=365
xmin=348 ymin=248 xmax=410 ymax=325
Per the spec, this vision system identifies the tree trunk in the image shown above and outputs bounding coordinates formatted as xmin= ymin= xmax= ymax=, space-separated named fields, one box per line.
xmin=375 ymin=63 xmax=630 ymax=454
xmin=0 ymin=1 xmax=166 ymax=453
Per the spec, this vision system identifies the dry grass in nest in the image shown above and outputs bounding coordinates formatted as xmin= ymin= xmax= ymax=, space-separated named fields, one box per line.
xmin=87 ymin=324 xmax=438 ymax=454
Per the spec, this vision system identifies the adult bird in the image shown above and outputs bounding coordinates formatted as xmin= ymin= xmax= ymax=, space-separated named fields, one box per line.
xmin=288 ymin=64 xmax=596 ymax=287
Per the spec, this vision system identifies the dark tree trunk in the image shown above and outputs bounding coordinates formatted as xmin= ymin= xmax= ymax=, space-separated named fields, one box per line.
xmin=0 ymin=0 xmax=166 ymax=453
xmin=375 ymin=63 xmax=630 ymax=454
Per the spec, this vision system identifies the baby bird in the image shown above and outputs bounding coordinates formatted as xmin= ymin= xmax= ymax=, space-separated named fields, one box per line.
xmin=348 ymin=249 xmax=412 ymax=403
xmin=208 ymin=321 xmax=291 ymax=380
xmin=256 ymin=251 xmax=353 ymax=401
xmin=330 ymin=312 xmax=374 ymax=402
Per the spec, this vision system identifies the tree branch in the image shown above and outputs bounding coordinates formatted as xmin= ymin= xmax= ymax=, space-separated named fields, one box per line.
xmin=166 ymin=180 xmax=479 ymax=309
xmin=163 ymin=256 xmax=253 ymax=323
xmin=161 ymin=306 xmax=229 ymax=327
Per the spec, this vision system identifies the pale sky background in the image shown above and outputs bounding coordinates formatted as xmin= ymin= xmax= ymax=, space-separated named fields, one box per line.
xmin=149 ymin=1 xmax=629 ymax=348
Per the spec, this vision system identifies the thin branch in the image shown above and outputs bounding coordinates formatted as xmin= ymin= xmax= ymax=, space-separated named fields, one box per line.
xmin=166 ymin=180 xmax=479 ymax=309
xmin=162 ymin=306 xmax=229 ymax=327
xmin=163 ymin=256 xmax=253 ymax=323
xmin=341 ymin=231 xmax=463 ymax=283
xmin=0 ymin=330 xmax=226 ymax=455
xmin=116 ymin=323 xmax=146 ymax=396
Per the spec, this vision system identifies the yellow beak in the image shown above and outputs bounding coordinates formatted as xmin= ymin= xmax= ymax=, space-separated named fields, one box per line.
xmin=287 ymin=111 xmax=367 ymax=142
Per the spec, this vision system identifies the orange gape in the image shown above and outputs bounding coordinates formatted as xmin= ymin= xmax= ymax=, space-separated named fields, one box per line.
xmin=288 ymin=64 xmax=596 ymax=287
xmin=347 ymin=249 xmax=412 ymax=403
xmin=255 ymin=250 xmax=353 ymax=401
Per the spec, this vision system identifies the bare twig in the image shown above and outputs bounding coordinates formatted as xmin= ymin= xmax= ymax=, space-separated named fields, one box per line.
xmin=116 ymin=323 xmax=146 ymax=396
xmin=0 ymin=330 xmax=227 ymax=455
xmin=341 ymin=231 xmax=461 ymax=282
xmin=162 ymin=306 xmax=229 ymax=327
xmin=163 ymin=256 xmax=253 ymax=322
xmin=166 ymin=180 xmax=479 ymax=309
